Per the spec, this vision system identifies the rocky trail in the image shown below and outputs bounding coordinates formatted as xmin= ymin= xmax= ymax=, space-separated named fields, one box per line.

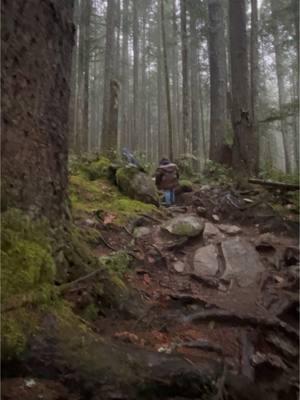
xmin=2 ymin=184 xmax=299 ymax=400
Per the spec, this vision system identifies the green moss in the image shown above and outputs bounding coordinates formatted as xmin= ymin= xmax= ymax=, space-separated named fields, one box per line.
xmin=69 ymin=175 xmax=157 ymax=224
xmin=82 ymin=304 xmax=99 ymax=321
xmin=179 ymin=179 xmax=193 ymax=191
xmin=1 ymin=209 xmax=58 ymax=360
xmin=171 ymin=222 xmax=198 ymax=236
xmin=80 ymin=157 xmax=112 ymax=181
xmin=99 ymin=250 xmax=131 ymax=277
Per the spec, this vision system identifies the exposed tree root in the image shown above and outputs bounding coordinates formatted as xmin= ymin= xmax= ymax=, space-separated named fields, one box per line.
xmin=183 ymin=309 xmax=299 ymax=341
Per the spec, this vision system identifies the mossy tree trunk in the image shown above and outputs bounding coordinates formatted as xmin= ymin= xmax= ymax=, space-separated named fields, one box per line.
xmin=1 ymin=0 xmax=75 ymax=221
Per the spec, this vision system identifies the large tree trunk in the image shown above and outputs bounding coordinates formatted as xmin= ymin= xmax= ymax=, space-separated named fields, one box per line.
xmin=1 ymin=0 xmax=74 ymax=221
xmin=81 ymin=0 xmax=92 ymax=153
xmin=229 ymin=0 xmax=257 ymax=175
xmin=189 ymin=5 xmax=200 ymax=169
xmin=101 ymin=0 xmax=116 ymax=154
xmin=270 ymin=0 xmax=292 ymax=174
xmin=250 ymin=0 xmax=259 ymax=174
xmin=180 ymin=0 xmax=189 ymax=154
xmin=120 ymin=0 xmax=129 ymax=150
xmin=132 ymin=0 xmax=140 ymax=151
xmin=161 ymin=0 xmax=174 ymax=161
xmin=207 ymin=0 xmax=227 ymax=164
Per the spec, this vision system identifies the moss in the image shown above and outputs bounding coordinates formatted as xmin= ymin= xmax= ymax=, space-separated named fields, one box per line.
xmin=116 ymin=166 xmax=159 ymax=206
xmin=171 ymin=222 xmax=199 ymax=236
xmin=80 ymin=157 xmax=112 ymax=181
xmin=1 ymin=209 xmax=58 ymax=360
xmin=82 ymin=304 xmax=99 ymax=321
xmin=69 ymin=175 xmax=158 ymax=224
xmin=100 ymin=250 xmax=131 ymax=276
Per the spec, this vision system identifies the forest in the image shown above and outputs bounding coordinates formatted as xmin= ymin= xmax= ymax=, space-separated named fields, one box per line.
xmin=1 ymin=0 xmax=299 ymax=399
xmin=70 ymin=0 xmax=299 ymax=175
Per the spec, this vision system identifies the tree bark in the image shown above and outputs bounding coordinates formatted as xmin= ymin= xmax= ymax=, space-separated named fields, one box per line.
xmin=180 ymin=0 xmax=189 ymax=154
xmin=270 ymin=0 xmax=292 ymax=174
xmin=161 ymin=0 xmax=174 ymax=161
xmin=229 ymin=0 xmax=257 ymax=175
xmin=101 ymin=0 xmax=116 ymax=154
xmin=189 ymin=4 xmax=200 ymax=169
xmin=133 ymin=0 xmax=140 ymax=151
xmin=120 ymin=0 xmax=129 ymax=150
xmin=250 ymin=0 xmax=259 ymax=173
xmin=207 ymin=0 xmax=227 ymax=164
xmin=1 ymin=0 xmax=74 ymax=221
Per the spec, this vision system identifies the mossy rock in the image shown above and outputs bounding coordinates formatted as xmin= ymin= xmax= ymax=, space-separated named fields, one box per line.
xmin=116 ymin=166 xmax=159 ymax=206
xmin=162 ymin=215 xmax=205 ymax=237
xmin=1 ymin=209 xmax=58 ymax=360
xmin=178 ymin=179 xmax=193 ymax=193
xmin=80 ymin=157 xmax=112 ymax=181
xmin=69 ymin=175 xmax=158 ymax=224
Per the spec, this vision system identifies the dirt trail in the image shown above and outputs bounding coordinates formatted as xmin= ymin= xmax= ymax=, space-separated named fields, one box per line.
xmin=2 ymin=185 xmax=299 ymax=399
xmin=91 ymin=187 xmax=299 ymax=398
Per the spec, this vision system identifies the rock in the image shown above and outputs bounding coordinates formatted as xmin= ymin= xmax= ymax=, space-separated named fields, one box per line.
xmin=250 ymin=352 xmax=287 ymax=371
xmin=221 ymin=237 xmax=264 ymax=287
xmin=133 ymin=226 xmax=151 ymax=238
xmin=284 ymin=246 xmax=299 ymax=267
xmin=203 ymin=223 xmax=220 ymax=241
xmin=200 ymin=185 xmax=211 ymax=191
xmin=173 ymin=260 xmax=185 ymax=273
xmin=266 ymin=333 xmax=298 ymax=359
xmin=178 ymin=180 xmax=193 ymax=193
xmin=218 ymin=224 xmax=241 ymax=235
xmin=162 ymin=215 xmax=205 ymax=237
xmin=212 ymin=214 xmax=220 ymax=222
xmin=116 ymin=166 xmax=159 ymax=205
xmin=193 ymin=244 xmax=219 ymax=277
xmin=196 ymin=206 xmax=207 ymax=217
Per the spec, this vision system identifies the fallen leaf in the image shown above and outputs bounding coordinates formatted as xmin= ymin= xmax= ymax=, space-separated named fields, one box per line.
xmin=103 ymin=213 xmax=117 ymax=225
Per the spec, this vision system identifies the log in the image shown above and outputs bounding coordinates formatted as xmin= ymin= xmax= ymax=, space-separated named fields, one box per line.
xmin=248 ymin=178 xmax=299 ymax=191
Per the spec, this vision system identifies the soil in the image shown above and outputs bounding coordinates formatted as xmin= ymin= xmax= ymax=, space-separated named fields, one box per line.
xmin=2 ymin=184 xmax=299 ymax=400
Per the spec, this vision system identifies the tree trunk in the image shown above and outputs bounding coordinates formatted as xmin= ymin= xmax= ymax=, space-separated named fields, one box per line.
xmin=250 ymin=0 xmax=259 ymax=173
xmin=81 ymin=0 xmax=92 ymax=153
xmin=189 ymin=5 xmax=200 ymax=169
xmin=207 ymin=0 xmax=227 ymax=164
xmin=161 ymin=0 xmax=174 ymax=161
xmin=180 ymin=0 xmax=189 ymax=154
xmin=101 ymin=0 xmax=116 ymax=154
xmin=270 ymin=0 xmax=292 ymax=174
xmin=120 ymin=0 xmax=129 ymax=150
xmin=1 ymin=0 xmax=74 ymax=221
xmin=133 ymin=0 xmax=140 ymax=151
xmin=229 ymin=0 xmax=257 ymax=175
xmin=107 ymin=79 xmax=120 ymax=154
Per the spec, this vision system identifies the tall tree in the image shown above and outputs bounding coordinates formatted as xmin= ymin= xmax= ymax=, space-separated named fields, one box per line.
xmin=270 ymin=0 xmax=292 ymax=173
xmin=250 ymin=0 xmax=259 ymax=171
xmin=161 ymin=0 xmax=174 ymax=160
xmin=189 ymin=2 xmax=200 ymax=168
xmin=1 ymin=0 xmax=74 ymax=220
xmin=120 ymin=0 xmax=130 ymax=149
xmin=180 ymin=0 xmax=189 ymax=154
xmin=229 ymin=0 xmax=257 ymax=175
xmin=101 ymin=0 xmax=117 ymax=154
xmin=133 ymin=0 xmax=140 ymax=150
xmin=207 ymin=0 xmax=227 ymax=164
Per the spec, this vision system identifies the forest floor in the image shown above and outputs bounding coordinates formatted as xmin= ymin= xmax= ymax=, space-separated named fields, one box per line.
xmin=2 ymin=179 xmax=299 ymax=400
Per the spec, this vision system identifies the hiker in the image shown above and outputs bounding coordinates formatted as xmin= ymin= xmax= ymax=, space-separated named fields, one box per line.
xmin=155 ymin=158 xmax=179 ymax=205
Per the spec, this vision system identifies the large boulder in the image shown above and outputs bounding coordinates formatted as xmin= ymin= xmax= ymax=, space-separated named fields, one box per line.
xmin=116 ymin=166 xmax=159 ymax=206
xmin=162 ymin=215 xmax=205 ymax=237
xmin=193 ymin=244 xmax=219 ymax=277
xmin=221 ymin=237 xmax=264 ymax=287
